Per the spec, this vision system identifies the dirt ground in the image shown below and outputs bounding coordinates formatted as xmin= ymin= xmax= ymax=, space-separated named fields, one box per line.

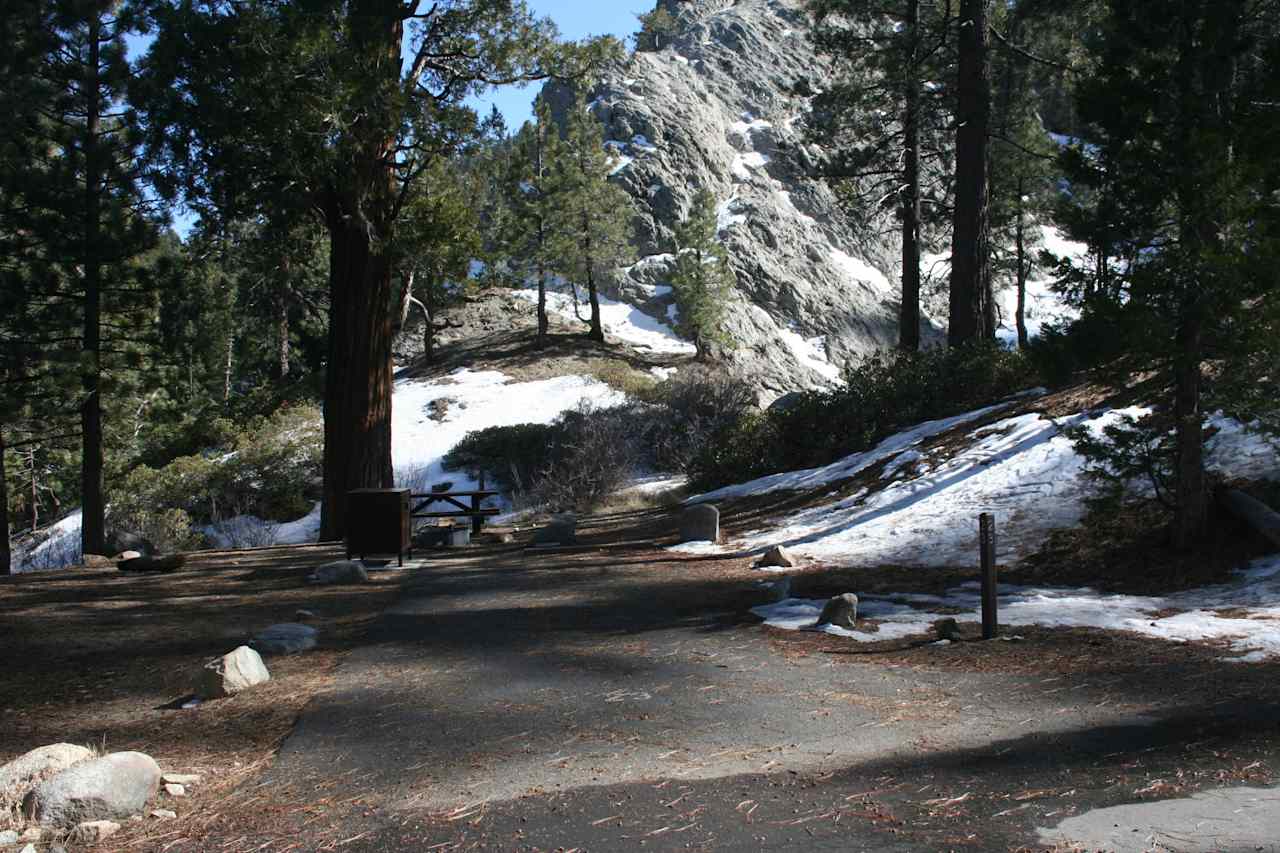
xmin=0 ymin=544 xmax=402 ymax=847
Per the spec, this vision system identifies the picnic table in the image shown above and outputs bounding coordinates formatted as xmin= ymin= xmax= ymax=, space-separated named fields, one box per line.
xmin=411 ymin=490 xmax=500 ymax=535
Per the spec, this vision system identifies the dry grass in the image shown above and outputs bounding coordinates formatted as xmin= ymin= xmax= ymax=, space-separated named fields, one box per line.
xmin=0 ymin=543 xmax=402 ymax=848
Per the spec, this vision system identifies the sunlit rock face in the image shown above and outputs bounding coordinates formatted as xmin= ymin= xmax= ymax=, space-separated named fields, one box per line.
xmin=544 ymin=0 xmax=941 ymax=400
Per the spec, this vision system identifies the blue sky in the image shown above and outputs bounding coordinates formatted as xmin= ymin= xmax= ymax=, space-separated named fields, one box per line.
xmin=469 ymin=2 xmax=642 ymax=129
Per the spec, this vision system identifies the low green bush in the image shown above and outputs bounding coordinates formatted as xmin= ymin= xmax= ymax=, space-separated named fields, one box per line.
xmin=108 ymin=404 xmax=322 ymax=549
xmin=686 ymin=342 xmax=1041 ymax=491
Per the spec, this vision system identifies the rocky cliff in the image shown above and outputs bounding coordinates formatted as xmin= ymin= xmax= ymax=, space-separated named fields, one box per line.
xmin=544 ymin=0 xmax=942 ymax=399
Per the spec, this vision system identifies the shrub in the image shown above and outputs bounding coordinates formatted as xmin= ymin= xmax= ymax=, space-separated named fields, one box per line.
xmin=686 ymin=342 xmax=1042 ymax=491
xmin=107 ymin=404 xmax=322 ymax=549
xmin=442 ymin=422 xmax=560 ymax=494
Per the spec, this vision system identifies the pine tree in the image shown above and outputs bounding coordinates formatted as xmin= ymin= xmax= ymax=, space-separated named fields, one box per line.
xmin=137 ymin=1 xmax=619 ymax=539
xmin=397 ymin=159 xmax=482 ymax=364
xmin=1064 ymin=0 xmax=1280 ymax=545
xmin=808 ymin=0 xmax=955 ymax=351
xmin=5 ymin=0 xmax=161 ymax=557
xmin=547 ymin=95 xmax=635 ymax=344
xmin=505 ymin=101 xmax=564 ymax=344
xmin=636 ymin=5 xmax=678 ymax=51
xmin=670 ymin=189 xmax=736 ymax=360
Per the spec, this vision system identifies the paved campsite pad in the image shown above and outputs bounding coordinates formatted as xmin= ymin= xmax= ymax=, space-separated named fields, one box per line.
xmin=105 ymin=508 xmax=1280 ymax=852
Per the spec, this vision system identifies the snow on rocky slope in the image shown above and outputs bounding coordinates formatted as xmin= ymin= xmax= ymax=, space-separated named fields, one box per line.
xmin=543 ymin=0 xmax=911 ymax=399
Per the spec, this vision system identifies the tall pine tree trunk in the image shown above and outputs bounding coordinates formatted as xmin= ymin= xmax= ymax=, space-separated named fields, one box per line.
xmin=320 ymin=212 xmax=396 ymax=540
xmin=276 ymin=254 xmax=291 ymax=379
xmin=80 ymin=11 xmax=105 ymax=557
xmin=1172 ymin=303 xmax=1206 ymax=547
xmin=1014 ymin=177 xmax=1029 ymax=349
xmin=0 ymin=428 xmax=9 ymax=576
xmin=948 ymin=0 xmax=992 ymax=348
xmin=586 ymin=266 xmax=604 ymax=342
xmin=536 ymin=264 xmax=549 ymax=343
xmin=317 ymin=3 xmax=402 ymax=541
xmin=899 ymin=0 xmax=922 ymax=352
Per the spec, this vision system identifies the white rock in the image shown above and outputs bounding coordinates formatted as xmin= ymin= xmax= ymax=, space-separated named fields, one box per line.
xmin=72 ymin=820 xmax=121 ymax=842
xmin=251 ymin=623 xmax=319 ymax=655
xmin=0 ymin=743 xmax=94 ymax=810
xmin=197 ymin=646 xmax=270 ymax=700
xmin=18 ymin=844 xmax=36 ymax=853
xmin=150 ymin=809 xmax=177 ymax=819
xmin=23 ymin=751 xmax=160 ymax=828
xmin=0 ymin=830 xmax=19 ymax=844
xmin=306 ymin=559 xmax=369 ymax=585
xmin=163 ymin=783 xmax=186 ymax=797
xmin=161 ymin=773 xmax=202 ymax=786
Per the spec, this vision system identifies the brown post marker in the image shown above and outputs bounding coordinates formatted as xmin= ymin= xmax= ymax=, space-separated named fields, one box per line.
xmin=980 ymin=513 xmax=998 ymax=639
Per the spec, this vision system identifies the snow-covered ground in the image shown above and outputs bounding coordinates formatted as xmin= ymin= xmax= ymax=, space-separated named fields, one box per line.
xmin=671 ymin=391 xmax=1280 ymax=660
xmin=754 ymin=553 xmax=1280 ymax=663
xmin=390 ymin=368 xmax=625 ymax=497
xmin=510 ymin=285 xmax=696 ymax=355
xmin=680 ymin=401 xmax=1276 ymax=568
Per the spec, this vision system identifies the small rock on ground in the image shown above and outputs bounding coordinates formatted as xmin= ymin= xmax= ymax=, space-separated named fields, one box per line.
xmin=0 ymin=829 xmax=19 ymax=844
xmin=72 ymin=820 xmax=121 ymax=842
xmin=306 ymin=559 xmax=370 ymax=585
xmin=161 ymin=773 xmax=201 ymax=786
xmin=20 ymin=844 xmax=38 ymax=853
xmin=197 ymin=645 xmax=270 ymax=700
xmin=151 ymin=809 xmax=177 ymax=820
xmin=163 ymin=783 xmax=186 ymax=797
xmin=251 ymin=623 xmax=319 ymax=655
xmin=816 ymin=593 xmax=859 ymax=630
xmin=756 ymin=545 xmax=796 ymax=568
xmin=933 ymin=617 xmax=961 ymax=640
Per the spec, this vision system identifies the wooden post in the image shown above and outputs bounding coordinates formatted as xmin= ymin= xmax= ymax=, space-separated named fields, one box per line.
xmin=980 ymin=513 xmax=998 ymax=639
xmin=471 ymin=493 xmax=483 ymax=536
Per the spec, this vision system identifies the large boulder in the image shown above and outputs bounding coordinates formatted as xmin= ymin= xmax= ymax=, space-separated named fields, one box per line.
xmin=251 ymin=623 xmax=318 ymax=656
xmin=816 ymin=594 xmax=859 ymax=630
xmin=0 ymin=744 xmax=94 ymax=811
xmin=22 ymin=752 xmax=160 ymax=828
xmin=306 ymin=560 xmax=370 ymax=585
xmin=756 ymin=545 xmax=796 ymax=568
xmin=531 ymin=514 xmax=577 ymax=546
xmin=679 ymin=504 xmax=720 ymax=544
xmin=196 ymin=646 xmax=271 ymax=700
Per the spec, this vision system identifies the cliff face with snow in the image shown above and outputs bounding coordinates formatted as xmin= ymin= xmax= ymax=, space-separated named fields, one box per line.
xmin=544 ymin=0 xmax=940 ymax=399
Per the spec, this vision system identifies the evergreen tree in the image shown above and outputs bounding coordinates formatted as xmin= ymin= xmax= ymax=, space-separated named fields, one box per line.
xmin=808 ymin=0 xmax=955 ymax=351
xmin=636 ymin=5 xmax=678 ymax=51
xmin=1063 ymin=0 xmax=1280 ymax=545
xmin=505 ymin=101 xmax=564 ymax=344
xmin=670 ymin=189 xmax=736 ymax=360
xmin=5 ymin=0 xmax=162 ymax=557
xmin=396 ymin=159 xmax=482 ymax=365
xmin=988 ymin=2 xmax=1060 ymax=347
xmin=136 ymin=0 xmax=619 ymax=539
xmin=547 ymin=95 xmax=635 ymax=344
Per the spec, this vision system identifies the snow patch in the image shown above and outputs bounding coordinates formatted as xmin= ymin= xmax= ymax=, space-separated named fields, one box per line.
xmin=777 ymin=328 xmax=842 ymax=383
xmin=830 ymin=249 xmax=893 ymax=295
xmin=510 ymin=286 xmax=695 ymax=355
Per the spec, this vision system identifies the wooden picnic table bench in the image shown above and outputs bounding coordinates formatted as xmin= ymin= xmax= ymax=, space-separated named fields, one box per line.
xmin=411 ymin=490 xmax=500 ymax=535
